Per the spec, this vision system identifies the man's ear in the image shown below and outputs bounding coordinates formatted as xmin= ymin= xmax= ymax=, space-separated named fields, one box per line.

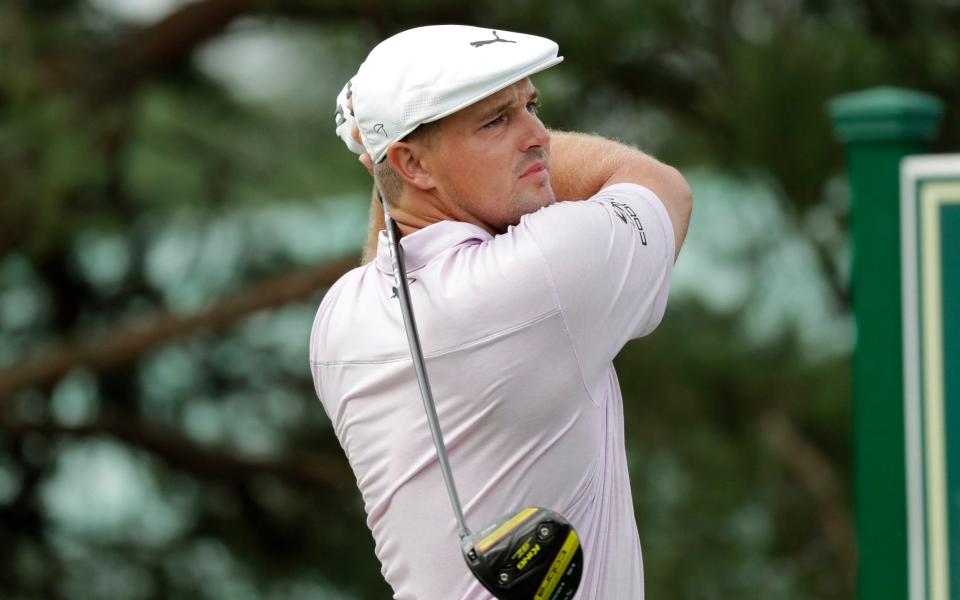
xmin=386 ymin=143 xmax=435 ymax=191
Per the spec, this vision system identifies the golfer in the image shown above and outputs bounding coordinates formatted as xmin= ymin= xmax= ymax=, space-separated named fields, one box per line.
xmin=310 ymin=25 xmax=692 ymax=599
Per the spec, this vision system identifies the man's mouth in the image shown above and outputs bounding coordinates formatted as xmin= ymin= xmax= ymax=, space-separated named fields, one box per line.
xmin=519 ymin=161 xmax=547 ymax=178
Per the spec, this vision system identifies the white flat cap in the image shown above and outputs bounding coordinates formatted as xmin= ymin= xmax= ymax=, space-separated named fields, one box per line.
xmin=339 ymin=25 xmax=563 ymax=164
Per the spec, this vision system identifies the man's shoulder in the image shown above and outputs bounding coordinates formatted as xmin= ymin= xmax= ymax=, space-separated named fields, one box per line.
xmin=515 ymin=183 xmax=670 ymax=262
xmin=316 ymin=262 xmax=369 ymax=314
xmin=309 ymin=262 xmax=374 ymax=363
xmin=519 ymin=183 xmax=664 ymax=229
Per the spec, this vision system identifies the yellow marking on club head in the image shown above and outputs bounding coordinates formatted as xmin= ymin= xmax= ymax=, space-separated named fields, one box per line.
xmin=477 ymin=508 xmax=539 ymax=553
xmin=517 ymin=543 xmax=541 ymax=570
xmin=534 ymin=530 xmax=580 ymax=599
xmin=512 ymin=539 xmax=532 ymax=561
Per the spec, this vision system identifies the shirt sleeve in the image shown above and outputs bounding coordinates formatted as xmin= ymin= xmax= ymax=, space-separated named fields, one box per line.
xmin=519 ymin=183 xmax=675 ymax=387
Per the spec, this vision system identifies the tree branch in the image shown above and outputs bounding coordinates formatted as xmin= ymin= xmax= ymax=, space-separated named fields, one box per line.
xmin=809 ymin=236 xmax=851 ymax=311
xmin=0 ymin=256 xmax=357 ymax=400
xmin=112 ymin=0 xmax=475 ymax=85
xmin=1 ymin=417 xmax=353 ymax=490
xmin=120 ymin=0 xmax=255 ymax=77
xmin=759 ymin=409 xmax=855 ymax=590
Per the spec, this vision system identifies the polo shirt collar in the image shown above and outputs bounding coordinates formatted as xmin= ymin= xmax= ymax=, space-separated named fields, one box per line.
xmin=375 ymin=220 xmax=493 ymax=274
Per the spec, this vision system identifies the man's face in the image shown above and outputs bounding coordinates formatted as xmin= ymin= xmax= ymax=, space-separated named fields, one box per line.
xmin=423 ymin=78 xmax=555 ymax=232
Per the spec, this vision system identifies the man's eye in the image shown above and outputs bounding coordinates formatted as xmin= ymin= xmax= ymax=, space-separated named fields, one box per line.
xmin=484 ymin=115 xmax=504 ymax=128
xmin=526 ymin=101 xmax=541 ymax=115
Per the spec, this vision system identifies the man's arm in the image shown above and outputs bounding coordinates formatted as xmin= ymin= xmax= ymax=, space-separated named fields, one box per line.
xmin=548 ymin=131 xmax=692 ymax=259
xmin=360 ymin=131 xmax=693 ymax=263
xmin=362 ymin=186 xmax=384 ymax=265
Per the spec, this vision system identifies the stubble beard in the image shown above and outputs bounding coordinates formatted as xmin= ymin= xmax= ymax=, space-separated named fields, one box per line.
xmin=511 ymin=149 xmax=554 ymax=218
xmin=509 ymin=179 xmax=555 ymax=226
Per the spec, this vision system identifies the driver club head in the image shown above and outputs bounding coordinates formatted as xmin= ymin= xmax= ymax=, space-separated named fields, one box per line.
xmin=462 ymin=507 xmax=584 ymax=600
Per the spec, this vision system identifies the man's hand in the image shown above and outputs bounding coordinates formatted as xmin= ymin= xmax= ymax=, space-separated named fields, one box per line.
xmin=346 ymin=98 xmax=384 ymax=264
xmin=362 ymin=186 xmax=386 ymax=264
xmin=337 ymin=91 xmax=381 ymax=264
xmin=344 ymin=96 xmax=375 ymax=176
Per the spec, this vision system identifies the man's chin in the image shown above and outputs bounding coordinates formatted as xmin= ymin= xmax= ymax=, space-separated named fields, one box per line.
xmin=500 ymin=193 xmax=551 ymax=232
xmin=521 ymin=184 xmax=556 ymax=212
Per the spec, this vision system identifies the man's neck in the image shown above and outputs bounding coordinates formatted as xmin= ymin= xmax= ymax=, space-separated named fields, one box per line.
xmin=390 ymin=188 xmax=495 ymax=237
xmin=361 ymin=187 xmax=495 ymax=264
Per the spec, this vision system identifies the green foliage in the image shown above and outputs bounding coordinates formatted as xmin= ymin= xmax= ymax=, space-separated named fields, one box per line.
xmin=617 ymin=300 xmax=851 ymax=597
xmin=1 ymin=0 xmax=959 ymax=598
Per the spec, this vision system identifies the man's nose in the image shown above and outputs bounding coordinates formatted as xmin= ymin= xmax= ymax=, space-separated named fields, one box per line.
xmin=518 ymin=110 xmax=550 ymax=152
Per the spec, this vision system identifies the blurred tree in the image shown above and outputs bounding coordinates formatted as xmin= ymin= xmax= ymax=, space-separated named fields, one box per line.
xmin=1 ymin=0 xmax=958 ymax=597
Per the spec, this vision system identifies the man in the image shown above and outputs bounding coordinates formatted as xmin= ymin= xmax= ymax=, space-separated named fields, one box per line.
xmin=310 ymin=25 xmax=692 ymax=599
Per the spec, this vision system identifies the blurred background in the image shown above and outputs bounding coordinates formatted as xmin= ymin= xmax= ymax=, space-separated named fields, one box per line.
xmin=1 ymin=0 xmax=958 ymax=598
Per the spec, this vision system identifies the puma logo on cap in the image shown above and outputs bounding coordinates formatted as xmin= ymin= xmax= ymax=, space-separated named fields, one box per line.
xmin=470 ymin=31 xmax=517 ymax=48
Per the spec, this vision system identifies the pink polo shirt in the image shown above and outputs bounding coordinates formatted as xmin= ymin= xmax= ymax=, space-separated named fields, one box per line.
xmin=310 ymin=183 xmax=675 ymax=599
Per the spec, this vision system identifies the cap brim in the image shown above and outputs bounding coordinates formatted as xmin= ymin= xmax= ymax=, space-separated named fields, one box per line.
xmin=424 ymin=55 xmax=564 ymax=125
xmin=374 ymin=55 xmax=564 ymax=163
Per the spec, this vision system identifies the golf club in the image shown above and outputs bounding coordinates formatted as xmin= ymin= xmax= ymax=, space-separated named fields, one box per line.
xmin=380 ymin=192 xmax=585 ymax=600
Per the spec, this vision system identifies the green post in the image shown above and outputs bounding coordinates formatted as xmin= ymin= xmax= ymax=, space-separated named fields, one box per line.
xmin=828 ymin=87 xmax=944 ymax=599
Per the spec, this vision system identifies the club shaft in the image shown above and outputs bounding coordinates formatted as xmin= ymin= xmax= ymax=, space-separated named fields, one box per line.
xmin=383 ymin=205 xmax=471 ymax=539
